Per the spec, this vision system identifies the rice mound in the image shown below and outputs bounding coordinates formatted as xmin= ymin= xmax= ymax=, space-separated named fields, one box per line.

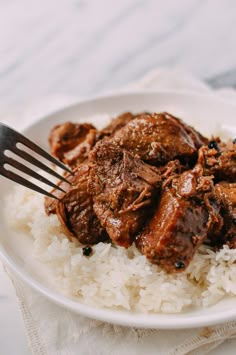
xmin=6 ymin=185 xmax=236 ymax=313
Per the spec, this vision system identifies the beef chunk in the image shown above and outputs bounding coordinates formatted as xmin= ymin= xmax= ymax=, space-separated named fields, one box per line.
xmin=198 ymin=140 xmax=236 ymax=182
xmin=215 ymin=182 xmax=236 ymax=248
xmin=44 ymin=170 xmax=80 ymax=216
xmin=112 ymin=113 xmax=206 ymax=166
xmin=136 ymin=166 xmax=223 ymax=272
xmin=100 ymin=112 xmax=149 ymax=137
xmin=48 ymin=113 xmax=148 ymax=168
xmin=45 ymin=164 xmax=108 ymax=244
xmin=89 ymin=140 xmax=161 ymax=248
xmin=49 ymin=122 xmax=97 ymax=168
xmin=100 ymin=112 xmax=135 ymax=137
xmin=165 ymin=113 xmax=208 ymax=149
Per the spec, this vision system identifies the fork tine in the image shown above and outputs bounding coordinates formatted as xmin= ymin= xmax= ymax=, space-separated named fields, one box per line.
xmin=7 ymin=126 xmax=74 ymax=175
xmin=0 ymin=167 xmax=59 ymax=199
xmin=0 ymin=123 xmax=74 ymax=198
xmin=0 ymin=123 xmax=73 ymax=175
xmin=4 ymin=155 xmax=66 ymax=193
xmin=11 ymin=145 xmax=72 ymax=185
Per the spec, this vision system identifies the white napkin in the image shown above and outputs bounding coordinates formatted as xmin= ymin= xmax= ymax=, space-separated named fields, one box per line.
xmin=2 ymin=67 xmax=236 ymax=355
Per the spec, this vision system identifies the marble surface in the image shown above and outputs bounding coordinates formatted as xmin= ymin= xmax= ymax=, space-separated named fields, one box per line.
xmin=1 ymin=1 xmax=236 ymax=354
xmin=1 ymin=0 xmax=236 ymax=114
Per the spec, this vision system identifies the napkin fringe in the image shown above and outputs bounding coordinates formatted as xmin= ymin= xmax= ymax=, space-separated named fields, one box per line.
xmin=6 ymin=269 xmax=47 ymax=355
xmin=169 ymin=322 xmax=236 ymax=355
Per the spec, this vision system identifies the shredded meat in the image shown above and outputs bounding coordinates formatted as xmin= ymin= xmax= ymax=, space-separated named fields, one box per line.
xmin=214 ymin=182 xmax=236 ymax=248
xmin=88 ymin=140 xmax=161 ymax=247
xmin=160 ymin=160 xmax=185 ymax=187
xmin=198 ymin=141 xmax=236 ymax=182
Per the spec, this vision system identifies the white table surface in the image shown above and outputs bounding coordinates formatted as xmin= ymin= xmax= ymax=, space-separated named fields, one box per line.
xmin=1 ymin=1 xmax=236 ymax=354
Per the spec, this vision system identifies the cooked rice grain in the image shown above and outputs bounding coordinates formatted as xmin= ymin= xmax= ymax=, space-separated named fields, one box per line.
xmin=5 ymin=185 xmax=236 ymax=313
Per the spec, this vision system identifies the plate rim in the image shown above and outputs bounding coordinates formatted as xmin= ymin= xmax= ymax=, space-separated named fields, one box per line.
xmin=1 ymin=89 xmax=236 ymax=329
xmin=19 ymin=89 xmax=236 ymax=131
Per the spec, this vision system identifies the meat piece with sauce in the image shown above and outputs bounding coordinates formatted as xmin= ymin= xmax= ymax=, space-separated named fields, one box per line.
xmin=112 ymin=113 xmax=207 ymax=166
xmin=198 ymin=140 xmax=236 ymax=182
xmin=44 ymin=112 xmax=236 ymax=273
xmin=136 ymin=165 xmax=223 ymax=272
xmin=44 ymin=164 xmax=108 ymax=244
xmin=49 ymin=122 xmax=97 ymax=168
xmin=165 ymin=112 xmax=208 ymax=149
xmin=44 ymin=169 xmax=79 ymax=216
xmin=48 ymin=113 xmax=148 ymax=168
xmin=89 ymin=140 xmax=162 ymax=248
xmin=160 ymin=159 xmax=185 ymax=185
xmin=100 ymin=111 xmax=149 ymax=137
xmin=214 ymin=182 xmax=236 ymax=248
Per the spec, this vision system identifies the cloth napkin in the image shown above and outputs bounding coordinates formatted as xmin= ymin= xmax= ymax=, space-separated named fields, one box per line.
xmin=2 ymin=67 xmax=236 ymax=355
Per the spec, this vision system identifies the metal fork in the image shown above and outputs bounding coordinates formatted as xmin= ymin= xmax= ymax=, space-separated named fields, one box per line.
xmin=0 ymin=123 xmax=74 ymax=199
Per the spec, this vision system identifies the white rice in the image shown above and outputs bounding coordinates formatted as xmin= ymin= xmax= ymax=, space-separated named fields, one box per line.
xmin=5 ymin=183 xmax=236 ymax=314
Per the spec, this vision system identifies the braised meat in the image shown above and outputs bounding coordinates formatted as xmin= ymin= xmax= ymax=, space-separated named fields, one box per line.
xmin=166 ymin=113 xmax=208 ymax=149
xmin=45 ymin=111 xmax=236 ymax=273
xmin=112 ymin=113 xmax=207 ymax=166
xmin=45 ymin=164 xmax=108 ymax=244
xmin=198 ymin=140 xmax=236 ymax=182
xmin=100 ymin=112 xmax=135 ymax=137
xmin=160 ymin=159 xmax=185 ymax=185
xmin=100 ymin=111 xmax=149 ymax=137
xmin=136 ymin=166 xmax=223 ymax=272
xmin=214 ymin=182 xmax=236 ymax=248
xmin=48 ymin=113 xmax=148 ymax=168
xmin=49 ymin=122 xmax=97 ymax=168
xmin=89 ymin=140 xmax=161 ymax=248
xmin=44 ymin=170 xmax=79 ymax=216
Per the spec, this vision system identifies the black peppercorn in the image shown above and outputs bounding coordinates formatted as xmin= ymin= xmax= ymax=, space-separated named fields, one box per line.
xmin=175 ymin=261 xmax=185 ymax=270
xmin=233 ymin=138 xmax=236 ymax=144
xmin=83 ymin=246 xmax=92 ymax=256
xmin=208 ymin=140 xmax=218 ymax=150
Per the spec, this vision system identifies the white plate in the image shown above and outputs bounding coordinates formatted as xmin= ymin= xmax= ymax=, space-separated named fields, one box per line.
xmin=0 ymin=91 xmax=236 ymax=329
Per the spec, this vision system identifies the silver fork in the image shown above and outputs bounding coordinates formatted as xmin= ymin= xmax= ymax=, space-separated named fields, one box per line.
xmin=0 ymin=123 xmax=73 ymax=199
